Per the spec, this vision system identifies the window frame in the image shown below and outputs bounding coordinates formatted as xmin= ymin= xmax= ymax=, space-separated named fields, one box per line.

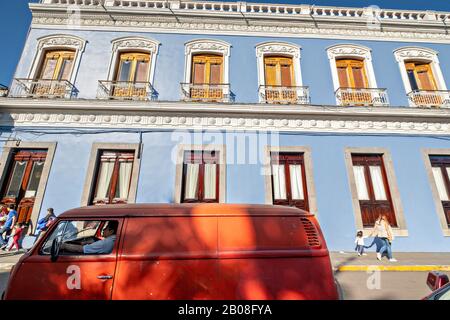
xmin=81 ymin=143 xmax=141 ymax=207
xmin=344 ymin=147 xmax=408 ymax=236
xmin=422 ymin=149 xmax=450 ymax=236
xmin=174 ymin=144 xmax=226 ymax=204
xmin=263 ymin=146 xmax=318 ymax=215
xmin=256 ymin=42 xmax=303 ymax=103
xmin=106 ymin=37 xmax=160 ymax=86
xmin=28 ymin=34 xmax=86 ymax=86
xmin=394 ymin=47 xmax=447 ymax=105
xmin=0 ymin=141 xmax=57 ymax=230
xmin=183 ymin=39 xmax=231 ymax=88
xmin=327 ymin=44 xmax=378 ymax=95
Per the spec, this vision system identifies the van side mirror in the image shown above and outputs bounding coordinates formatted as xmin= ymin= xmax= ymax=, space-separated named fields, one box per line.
xmin=50 ymin=238 xmax=61 ymax=262
xmin=427 ymin=271 xmax=450 ymax=291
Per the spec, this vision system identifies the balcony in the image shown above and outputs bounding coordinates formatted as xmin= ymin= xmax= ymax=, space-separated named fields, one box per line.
xmin=407 ymin=90 xmax=450 ymax=108
xmin=0 ymin=84 xmax=8 ymax=97
xmin=9 ymin=78 xmax=77 ymax=99
xmin=97 ymin=81 xmax=157 ymax=101
xmin=181 ymin=83 xmax=231 ymax=103
xmin=259 ymin=85 xmax=310 ymax=104
xmin=335 ymin=87 xmax=389 ymax=107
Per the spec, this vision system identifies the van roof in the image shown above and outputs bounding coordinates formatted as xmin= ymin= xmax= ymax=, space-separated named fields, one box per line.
xmin=59 ymin=203 xmax=311 ymax=218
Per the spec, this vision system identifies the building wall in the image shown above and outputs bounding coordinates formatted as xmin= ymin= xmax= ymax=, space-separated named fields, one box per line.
xmin=1 ymin=129 xmax=449 ymax=252
xmin=13 ymin=28 xmax=450 ymax=105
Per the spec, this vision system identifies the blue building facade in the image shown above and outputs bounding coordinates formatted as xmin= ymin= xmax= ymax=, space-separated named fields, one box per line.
xmin=1 ymin=0 xmax=450 ymax=251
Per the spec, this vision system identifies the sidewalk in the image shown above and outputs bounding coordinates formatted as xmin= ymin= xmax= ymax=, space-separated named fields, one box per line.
xmin=331 ymin=251 xmax=450 ymax=272
xmin=0 ymin=251 xmax=25 ymax=270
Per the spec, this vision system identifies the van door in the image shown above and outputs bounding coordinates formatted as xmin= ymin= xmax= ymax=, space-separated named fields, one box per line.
xmin=7 ymin=218 xmax=123 ymax=300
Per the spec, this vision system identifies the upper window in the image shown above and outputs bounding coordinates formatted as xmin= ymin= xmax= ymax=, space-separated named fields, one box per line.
xmin=182 ymin=39 xmax=231 ymax=102
xmin=0 ymin=149 xmax=47 ymax=224
xmin=90 ymin=151 xmax=135 ymax=205
xmin=13 ymin=35 xmax=86 ymax=99
xmin=270 ymin=152 xmax=309 ymax=211
xmin=394 ymin=47 xmax=449 ymax=107
xmin=99 ymin=37 xmax=159 ymax=101
xmin=327 ymin=44 xmax=388 ymax=106
xmin=256 ymin=42 xmax=307 ymax=104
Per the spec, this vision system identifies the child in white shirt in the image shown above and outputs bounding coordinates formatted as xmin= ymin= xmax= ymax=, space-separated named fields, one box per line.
xmin=354 ymin=230 xmax=367 ymax=256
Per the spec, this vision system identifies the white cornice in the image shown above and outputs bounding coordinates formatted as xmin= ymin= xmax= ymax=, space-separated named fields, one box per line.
xmin=2 ymin=98 xmax=450 ymax=136
xmin=29 ymin=2 xmax=450 ymax=44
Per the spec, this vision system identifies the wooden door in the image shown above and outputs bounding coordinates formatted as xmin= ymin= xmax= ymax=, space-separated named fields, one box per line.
xmin=35 ymin=50 xmax=75 ymax=96
xmin=336 ymin=59 xmax=372 ymax=105
xmin=351 ymin=154 xmax=397 ymax=227
xmin=264 ymin=56 xmax=295 ymax=102
xmin=405 ymin=62 xmax=442 ymax=106
xmin=191 ymin=54 xmax=223 ymax=100
xmin=1 ymin=150 xmax=47 ymax=224
xmin=113 ymin=52 xmax=150 ymax=98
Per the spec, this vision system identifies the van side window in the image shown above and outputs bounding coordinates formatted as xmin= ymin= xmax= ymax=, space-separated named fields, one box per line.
xmin=40 ymin=220 xmax=118 ymax=255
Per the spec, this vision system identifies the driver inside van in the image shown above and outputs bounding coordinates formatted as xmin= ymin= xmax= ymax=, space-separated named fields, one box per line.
xmin=60 ymin=221 xmax=118 ymax=255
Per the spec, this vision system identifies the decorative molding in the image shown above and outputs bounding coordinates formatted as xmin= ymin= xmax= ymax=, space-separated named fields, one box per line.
xmin=185 ymin=39 xmax=230 ymax=57
xmin=393 ymin=47 xmax=439 ymax=63
xmin=30 ymin=15 xmax=450 ymax=44
xmin=111 ymin=36 xmax=160 ymax=55
xmin=327 ymin=44 xmax=372 ymax=61
xmin=3 ymin=100 xmax=450 ymax=135
xmin=256 ymin=42 xmax=301 ymax=59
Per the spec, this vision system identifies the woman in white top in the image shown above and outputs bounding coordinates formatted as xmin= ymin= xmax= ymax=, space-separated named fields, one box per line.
xmin=369 ymin=214 xmax=397 ymax=262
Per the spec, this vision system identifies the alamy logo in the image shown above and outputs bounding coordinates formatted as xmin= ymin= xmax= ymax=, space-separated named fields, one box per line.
xmin=366 ymin=267 xmax=381 ymax=290
xmin=66 ymin=265 xmax=81 ymax=290
xmin=366 ymin=5 xmax=382 ymax=30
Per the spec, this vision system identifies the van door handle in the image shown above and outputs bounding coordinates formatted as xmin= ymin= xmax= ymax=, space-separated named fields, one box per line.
xmin=97 ymin=275 xmax=113 ymax=280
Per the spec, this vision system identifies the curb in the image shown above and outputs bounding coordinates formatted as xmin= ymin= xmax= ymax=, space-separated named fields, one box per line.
xmin=337 ymin=265 xmax=450 ymax=272
xmin=0 ymin=263 xmax=14 ymax=270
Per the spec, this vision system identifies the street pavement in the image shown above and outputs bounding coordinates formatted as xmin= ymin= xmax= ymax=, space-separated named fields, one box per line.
xmin=0 ymin=250 xmax=448 ymax=300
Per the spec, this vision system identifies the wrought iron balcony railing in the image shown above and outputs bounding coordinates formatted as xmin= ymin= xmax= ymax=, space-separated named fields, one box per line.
xmin=259 ymin=85 xmax=310 ymax=104
xmin=407 ymin=90 xmax=450 ymax=108
xmin=97 ymin=81 xmax=157 ymax=101
xmin=0 ymin=84 xmax=8 ymax=97
xmin=9 ymin=78 xmax=77 ymax=99
xmin=181 ymin=83 xmax=231 ymax=102
xmin=335 ymin=87 xmax=389 ymax=107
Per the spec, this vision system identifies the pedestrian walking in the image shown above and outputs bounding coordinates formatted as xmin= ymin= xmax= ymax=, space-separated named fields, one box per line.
xmin=36 ymin=208 xmax=56 ymax=235
xmin=5 ymin=223 xmax=25 ymax=252
xmin=0 ymin=204 xmax=17 ymax=246
xmin=368 ymin=213 xmax=397 ymax=262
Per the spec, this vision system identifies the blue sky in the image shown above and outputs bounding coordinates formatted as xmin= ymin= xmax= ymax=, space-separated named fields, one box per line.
xmin=1 ymin=0 xmax=450 ymax=86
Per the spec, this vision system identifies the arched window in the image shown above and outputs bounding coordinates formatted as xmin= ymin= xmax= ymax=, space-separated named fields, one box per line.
xmin=99 ymin=37 xmax=159 ymax=101
xmin=327 ymin=44 xmax=388 ymax=107
xmin=182 ymin=39 xmax=231 ymax=102
xmin=394 ymin=47 xmax=449 ymax=107
xmin=256 ymin=42 xmax=308 ymax=104
xmin=11 ymin=35 xmax=86 ymax=99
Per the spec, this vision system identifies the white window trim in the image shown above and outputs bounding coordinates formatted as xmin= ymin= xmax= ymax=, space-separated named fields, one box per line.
xmin=393 ymin=46 xmax=447 ymax=105
xmin=344 ymin=147 xmax=408 ymax=237
xmin=421 ymin=148 xmax=450 ymax=237
xmin=183 ymin=39 xmax=231 ymax=85
xmin=106 ymin=36 xmax=160 ymax=84
xmin=255 ymin=41 xmax=303 ymax=103
xmin=263 ymin=146 xmax=318 ymax=216
xmin=28 ymin=34 xmax=87 ymax=85
xmin=0 ymin=141 xmax=57 ymax=231
xmin=327 ymin=44 xmax=378 ymax=95
xmin=81 ymin=143 xmax=141 ymax=207
xmin=174 ymin=144 xmax=226 ymax=204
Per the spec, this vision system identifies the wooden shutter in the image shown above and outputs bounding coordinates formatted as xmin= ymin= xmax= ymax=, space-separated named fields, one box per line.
xmin=336 ymin=63 xmax=350 ymax=88
xmin=280 ymin=63 xmax=293 ymax=87
xmin=209 ymin=63 xmax=221 ymax=85
xmin=336 ymin=59 xmax=368 ymax=88
xmin=430 ymin=156 xmax=450 ymax=227
xmin=39 ymin=51 xmax=75 ymax=81
xmin=264 ymin=56 xmax=294 ymax=87
xmin=270 ymin=153 xmax=309 ymax=211
xmin=352 ymin=154 xmax=397 ymax=227
xmin=352 ymin=66 xmax=365 ymax=89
